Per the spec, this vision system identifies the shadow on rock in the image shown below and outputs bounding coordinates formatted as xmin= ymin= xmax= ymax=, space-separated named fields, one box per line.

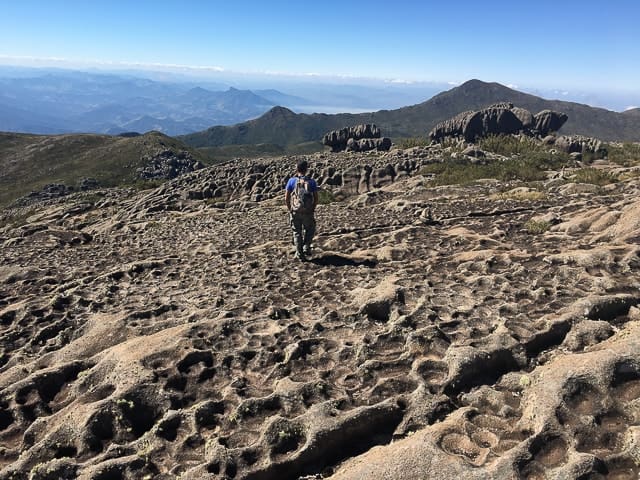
xmin=310 ymin=254 xmax=377 ymax=268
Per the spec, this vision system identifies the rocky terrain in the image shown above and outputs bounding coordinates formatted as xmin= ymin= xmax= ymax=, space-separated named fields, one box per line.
xmin=428 ymin=103 xmax=569 ymax=143
xmin=322 ymin=125 xmax=391 ymax=153
xmin=1 ymin=140 xmax=640 ymax=479
xmin=0 ymin=131 xmax=208 ymax=209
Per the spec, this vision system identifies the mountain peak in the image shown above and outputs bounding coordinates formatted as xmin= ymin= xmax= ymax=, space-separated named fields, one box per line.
xmin=459 ymin=79 xmax=490 ymax=88
xmin=455 ymin=79 xmax=511 ymax=93
xmin=188 ymin=86 xmax=209 ymax=94
xmin=264 ymin=106 xmax=296 ymax=117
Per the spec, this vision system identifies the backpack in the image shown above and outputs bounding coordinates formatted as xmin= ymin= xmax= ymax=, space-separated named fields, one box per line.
xmin=291 ymin=176 xmax=314 ymax=213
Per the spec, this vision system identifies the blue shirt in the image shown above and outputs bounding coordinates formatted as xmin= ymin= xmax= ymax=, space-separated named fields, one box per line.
xmin=286 ymin=175 xmax=318 ymax=192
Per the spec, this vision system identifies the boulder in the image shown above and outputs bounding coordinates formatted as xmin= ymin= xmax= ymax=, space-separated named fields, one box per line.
xmin=429 ymin=104 xmax=569 ymax=142
xmin=341 ymin=165 xmax=364 ymax=194
xmin=346 ymin=137 xmax=392 ymax=152
xmin=511 ymin=107 xmax=534 ymax=129
xmin=533 ymin=110 xmax=568 ymax=136
xmin=462 ymin=146 xmax=486 ymax=158
xmin=562 ymin=319 xmax=615 ymax=352
xmin=341 ymin=164 xmax=373 ymax=194
xmin=370 ymin=164 xmax=396 ymax=188
xmin=555 ymin=135 xmax=605 ymax=157
xmin=323 ymin=124 xmax=382 ymax=152
xmin=429 ymin=103 xmax=525 ymax=142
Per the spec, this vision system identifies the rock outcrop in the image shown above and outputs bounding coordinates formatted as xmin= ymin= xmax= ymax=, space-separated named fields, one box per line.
xmin=20 ymin=183 xmax=73 ymax=205
xmin=79 ymin=177 xmax=100 ymax=191
xmin=511 ymin=106 xmax=534 ymax=129
xmin=554 ymin=134 xmax=606 ymax=156
xmin=346 ymin=137 xmax=392 ymax=152
xmin=429 ymin=103 xmax=568 ymax=142
xmin=533 ymin=109 xmax=569 ymax=136
xmin=323 ymin=124 xmax=391 ymax=152
xmin=137 ymin=149 xmax=204 ymax=181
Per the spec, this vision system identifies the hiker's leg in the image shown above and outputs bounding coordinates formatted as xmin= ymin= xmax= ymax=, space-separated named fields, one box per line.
xmin=290 ymin=213 xmax=304 ymax=255
xmin=302 ymin=213 xmax=316 ymax=248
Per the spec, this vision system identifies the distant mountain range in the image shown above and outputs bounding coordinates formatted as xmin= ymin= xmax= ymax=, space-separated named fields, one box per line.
xmin=2 ymin=79 xmax=639 ymax=207
xmin=4 ymin=69 xmax=636 ymax=144
xmin=0 ymin=71 xmax=293 ymax=135
xmin=0 ymin=68 xmax=448 ymax=136
xmin=181 ymin=80 xmax=640 ymax=149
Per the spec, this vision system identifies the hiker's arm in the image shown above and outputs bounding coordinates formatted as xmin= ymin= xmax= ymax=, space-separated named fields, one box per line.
xmin=313 ymin=191 xmax=318 ymax=210
xmin=285 ymin=190 xmax=292 ymax=211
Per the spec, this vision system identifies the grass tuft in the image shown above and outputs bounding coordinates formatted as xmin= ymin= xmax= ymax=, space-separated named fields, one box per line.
xmin=317 ymin=189 xmax=337 ymax=205
xmin=490 ymin=189 xmax=546 ymax=201
xmin=570 ymin=168 xmax=618 ymax=186
xmin=396 ymin=137 xmax=430 ymax=149
xmin=524 ymin=220 xmax=551 ymax=234
xmin=478 ymin=134 xmax=543 ymax=156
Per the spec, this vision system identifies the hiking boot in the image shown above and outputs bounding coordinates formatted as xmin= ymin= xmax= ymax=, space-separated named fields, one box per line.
xmin=295 ymin=251 xmax=306 ymax=261
xmin=303 ymin=245 xmax=312 ymax=256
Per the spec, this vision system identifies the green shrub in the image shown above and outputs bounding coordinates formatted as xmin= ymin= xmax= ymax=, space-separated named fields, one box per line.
xmin=571 ymin=168 xmax=618 ymax=186
xmin=397 ymin=137 xmax=430 ymax=149
xmin=317 ymin=189 xmax=337 ymax=205
xmin=605 ymin=142 xmax=640 ymax=167
xmin=524 ymin=220 xmax=551 ymax=234
xmin=478 ymin=134 xmax=543 ymax=156
xmin=420 ymin=151 xmax=568 ymax=186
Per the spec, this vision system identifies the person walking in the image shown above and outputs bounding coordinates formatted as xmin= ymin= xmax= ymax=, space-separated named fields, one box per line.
xmin=285 ymin=160 xmax=318 ymax=261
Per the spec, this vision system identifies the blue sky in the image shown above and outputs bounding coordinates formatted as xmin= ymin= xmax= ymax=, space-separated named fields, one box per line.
xmin=1 ymin=0 xmax=638 ymax=92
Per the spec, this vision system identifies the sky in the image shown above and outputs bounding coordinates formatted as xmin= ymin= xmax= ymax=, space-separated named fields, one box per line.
xmin=0 ymin=0 xmax=638 ymax=93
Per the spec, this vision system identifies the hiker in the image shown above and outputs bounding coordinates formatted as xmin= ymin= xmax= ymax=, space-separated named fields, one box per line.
xmin=285 ymin=160 xmax=319 ymax=260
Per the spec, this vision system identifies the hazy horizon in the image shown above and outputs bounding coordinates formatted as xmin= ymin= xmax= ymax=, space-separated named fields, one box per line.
xmin=1 ymin=0 xmax=638 ymax=96
xmin=1 ymin=61 xmax=638 ymax=114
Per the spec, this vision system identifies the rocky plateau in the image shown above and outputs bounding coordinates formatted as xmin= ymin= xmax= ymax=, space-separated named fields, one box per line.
xmin=1 ymin=139 xmax=640 ymax=480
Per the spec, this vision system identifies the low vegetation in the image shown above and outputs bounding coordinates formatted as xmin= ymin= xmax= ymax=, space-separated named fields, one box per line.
xmin=421 ymin=151 xmax=569 ymax=186
xmin=524 ymin=219 xmax=551 ymax=234
xmin=570 ymin=168 xmax=618 ymax=186
xmin=605 ymin=142 xmax=640 ymax=167
xmin=0 ymin=131 xmax=206 ymax=207
xmin=421 ymin=135 xmax=571 ymax=188
xmin=317 ymin=189 xmax=337 ymax=205
xmin=478 ymin=134 xmax=543 ymax=156
xmin=0 ymin=207 xmax=38 ymax=229
xmin=396 ymin=137 xmax=431 ymax=149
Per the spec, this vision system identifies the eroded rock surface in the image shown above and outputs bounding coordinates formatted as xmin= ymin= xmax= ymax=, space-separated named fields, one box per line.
xmin=322 ymin=125 xmax=391 ymax=153
xmin=1 ymin=149 xmax=639 ymax=480
xmin=429 ymin=103 xmax=568 ymax=142
xmin=137 ymin=149 xmax=204 ymax=181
